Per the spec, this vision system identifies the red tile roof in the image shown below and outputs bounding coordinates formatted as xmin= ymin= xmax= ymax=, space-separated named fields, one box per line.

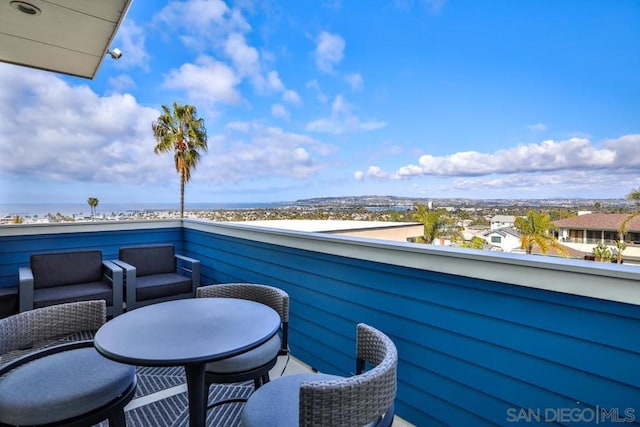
xmin=530 ymin=244 xmax=586 ymax=259
xmin=554 ymin=213 xmax=640 ymax=232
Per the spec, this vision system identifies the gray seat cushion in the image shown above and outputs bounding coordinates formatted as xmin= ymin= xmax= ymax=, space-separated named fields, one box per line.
xmin=0 ymin=347 xmax=135 ymax=425
xmin=33 ymin=281 xmax=113 ymax=308
xmin=134 ymin=273 xmax=191 ymax=301
xmin=241 ymin=373 xmax=342 ymax=427
xmin=206 ymin=333 xmax=281 ymax=373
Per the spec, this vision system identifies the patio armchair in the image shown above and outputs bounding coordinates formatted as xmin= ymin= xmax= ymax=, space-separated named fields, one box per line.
xmin=241 ymin=323 xmax=397 ymax=427
xmin=115 ymin=244 xmax=200 ymax=311
xmin=196 ymin=283 xmax=289 ymax=405
xmin=19 ymin=250 xmax=123 ymax=316
xmin=0 ymin=300 xmax=137 ymax=426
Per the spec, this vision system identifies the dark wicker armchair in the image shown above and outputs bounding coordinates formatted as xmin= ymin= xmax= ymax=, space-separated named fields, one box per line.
xmin=0 ymin=301 xmax=136 ymax=427
xmin=0 ymin=299 xmax=105 ymax=365
xmin=196 ymin=283 xmax=289 ymax=406
xmin=241 ymin=323 xmax=398 ymax=427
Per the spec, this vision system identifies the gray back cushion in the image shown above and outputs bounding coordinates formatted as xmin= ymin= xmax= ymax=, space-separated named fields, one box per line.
xmin=31 ymin=250 xmax=103 ymax=289
xmin=119 ymin=244 xmax=175 ymax=276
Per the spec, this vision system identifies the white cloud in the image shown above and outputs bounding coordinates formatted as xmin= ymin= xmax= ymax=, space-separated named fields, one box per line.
xmin=225 ymin=33 xmax=260 ymax=78
xmin=163 ymin=56 xmax=242 ymax=106
xmin=345 ymin=73 xmax=364 ymax=91
xmin=314 ymin=32 xmax=345 ymax=73
xmin=394 ymin=0 xmax=447 ymax=14
xmin=283 ymin=89 xmax=302 ymax=106
xmin=331 ymin=94 xmax=349 ymax=115
xmin=226 ymin=121 xmax=251 ymax=133
xmin=0 ymin=65 xmax=165 ymax=186
xmin=306 ymin=95 xmax=387 ymax=134
xmin=306 ymin=79 xmax=328 ymax=103
xmin=198 ymin=121 xmax=337 ymax=182
xmin=114 ymin=20 xmax=150 ymax=71
xmin=271 ymin=103 xmax=290 ymax=120
xmin=108 ymin=74 xmax=136 ymax=93
xmin=359 ymin=135 xmax=640 ymax=181
xmin=156 ymin=3 xmax=294 ymax=102
xmin=0 ymin=65 xmax=340 ymax=195
xmin=354 ymin=170 xmax=364 ymax=180
xmin=154 ymin=0 xmax=250 ymax=49
xmin=527 ymin=123 xmax=547 ymax=132
xmin=266 ymin=71 xmax=285 ymax=92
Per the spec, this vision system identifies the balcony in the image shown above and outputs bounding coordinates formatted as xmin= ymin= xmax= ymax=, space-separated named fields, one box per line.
xmin=1 ymin=219 xmax=639 ymax=425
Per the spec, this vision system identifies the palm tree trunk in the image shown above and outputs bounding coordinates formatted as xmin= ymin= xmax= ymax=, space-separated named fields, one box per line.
xmin=180 ymin=174 xmax=185 ymax=218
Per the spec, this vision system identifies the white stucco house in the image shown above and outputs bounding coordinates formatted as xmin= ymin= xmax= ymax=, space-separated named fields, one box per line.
xmin=482 ymin=226 xmax=522 ymax=252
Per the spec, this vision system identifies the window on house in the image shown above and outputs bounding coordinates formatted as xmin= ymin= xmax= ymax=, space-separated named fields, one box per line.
xmin=491 ymin=236 xmax=501 ymax=243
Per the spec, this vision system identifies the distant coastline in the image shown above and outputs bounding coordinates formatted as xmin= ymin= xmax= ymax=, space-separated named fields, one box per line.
xmin=1 ymin=196 xmax=631 ymax=219
xmin=0 ymin=202 xmax=285 ymax=217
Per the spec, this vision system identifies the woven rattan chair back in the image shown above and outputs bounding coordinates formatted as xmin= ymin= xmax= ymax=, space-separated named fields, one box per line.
xmin=0 ymin=300 xmax=106 ymax=365
xmin=298 ymin=323 xmax=398 ymax=426
xmin=196 ymin=283 xmax=289 ymax=352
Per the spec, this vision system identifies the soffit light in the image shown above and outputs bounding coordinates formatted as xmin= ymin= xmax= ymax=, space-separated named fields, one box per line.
xmin=10 ymin=1 xmax=41 ymax=15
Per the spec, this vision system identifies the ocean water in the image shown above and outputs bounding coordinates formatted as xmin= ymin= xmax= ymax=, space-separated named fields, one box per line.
xmin=0 ymin=202 xmax=286 ymax=217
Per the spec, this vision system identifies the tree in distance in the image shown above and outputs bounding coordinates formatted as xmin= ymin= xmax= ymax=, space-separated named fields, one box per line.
xmin=515 ymin=210 xmax=568 ymax=256
xmin=87 ymin=197 xmax=99 ymax=217
xmin=152 ymin=102 xmax=208 ymax=218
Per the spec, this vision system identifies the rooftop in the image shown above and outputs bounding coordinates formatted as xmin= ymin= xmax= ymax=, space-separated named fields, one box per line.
xmin=555 ymin=213 xmax=640 ymax=231
xmin=230 ymin=219 xmax=420 ymax=233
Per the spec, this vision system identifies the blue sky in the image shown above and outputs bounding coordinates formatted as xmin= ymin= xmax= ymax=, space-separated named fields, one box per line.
xmin=1 ymin=0 xmax=639 ymax=206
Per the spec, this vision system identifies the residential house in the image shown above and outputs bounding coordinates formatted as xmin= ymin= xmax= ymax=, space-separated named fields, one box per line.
xmin=482 ymin=226 xmax=522 ymax=252
xmin=490 ymin=215 xmax=516 ymax=230
xmin=554 ymin=213 xmax=640 ymax=263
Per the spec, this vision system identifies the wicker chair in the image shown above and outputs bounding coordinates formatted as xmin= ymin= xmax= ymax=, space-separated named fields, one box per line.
xmin=196 ymin=283 xmax=289 ymax=406
xmin=0 ymin=301 xmax=137 ymax=427
xmin=241 ymin=323 xmax=398 ymax=427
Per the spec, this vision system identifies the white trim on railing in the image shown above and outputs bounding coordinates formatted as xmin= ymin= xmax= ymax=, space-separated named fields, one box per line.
xmin=0 ymin=220 xmax=182 ymax=236
xmin=184 ymin=219 xmax=640 ymax=306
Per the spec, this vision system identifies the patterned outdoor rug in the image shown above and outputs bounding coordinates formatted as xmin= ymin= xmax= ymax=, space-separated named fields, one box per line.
xmin=96 ymin=366 xmax=253 ymax=427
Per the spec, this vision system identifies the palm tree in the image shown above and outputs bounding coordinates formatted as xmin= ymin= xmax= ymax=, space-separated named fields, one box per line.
xmin=620 ymin=188 xmax=640 ymax=238
xmin=412 ymin=204 xmax=458 ymax=244
xmin=613 ymin=240 xmax=627 ymax=264
xmin=152 ymin=102 xmax=208 ymax=218
xmin=87 ymin=197 xmax=99 ymax=217
xmin=461 ymin=236 xmax=486 ymax=250
xmin=514 ymin=210 xmax=568 ymax=256
xmin=592 ymin=242 xmax=613 ymax=262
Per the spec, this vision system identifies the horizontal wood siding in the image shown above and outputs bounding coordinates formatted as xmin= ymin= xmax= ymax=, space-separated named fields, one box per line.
xmin=185 ymin=228 xmax=640 ymax=426
xmin=0 ymin=227 xmax=183 ymax=289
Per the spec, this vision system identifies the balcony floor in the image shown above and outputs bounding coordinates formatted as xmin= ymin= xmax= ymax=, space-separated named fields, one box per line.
xmin=111 ymin=354 xmax=413 ymax=426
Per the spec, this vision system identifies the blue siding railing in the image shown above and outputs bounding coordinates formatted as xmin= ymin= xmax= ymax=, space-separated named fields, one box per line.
xmin=0 ymin=223 xmax=183 ymax=289
xmin=1 ymin=220 xmax=639 ymax=426
xmin=183 ymin=224 xmax=640 ymax=426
